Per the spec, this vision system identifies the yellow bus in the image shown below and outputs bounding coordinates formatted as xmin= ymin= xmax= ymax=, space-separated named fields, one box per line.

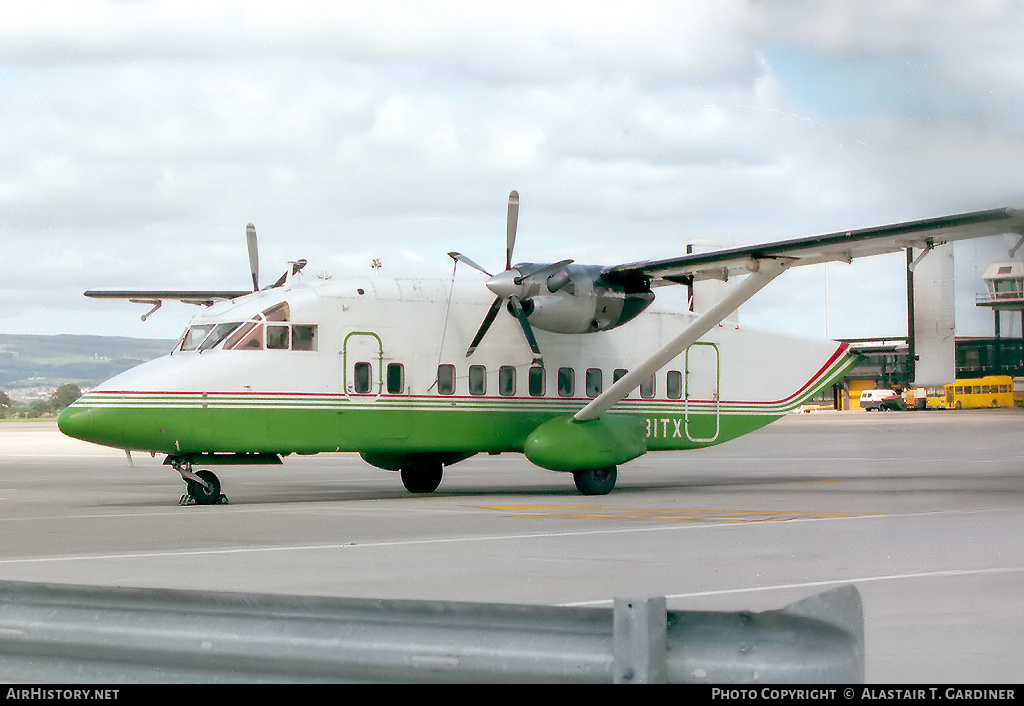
xmin=944 ymin=375 xmax=1014 ymax=409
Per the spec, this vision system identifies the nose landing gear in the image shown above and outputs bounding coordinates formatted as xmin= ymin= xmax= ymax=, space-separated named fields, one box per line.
xmin=172 ymin=461 xmax=229 ymax=506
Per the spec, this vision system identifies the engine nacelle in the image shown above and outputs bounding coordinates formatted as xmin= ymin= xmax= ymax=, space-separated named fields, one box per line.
xmin=514 ymin=264 xmax=654 ymax=334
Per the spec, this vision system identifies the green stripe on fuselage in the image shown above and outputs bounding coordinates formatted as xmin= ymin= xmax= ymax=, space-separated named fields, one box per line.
xmin=58 ymin=351 xmax=858 ymax=460
xmin=59 ymin=399 xmax=779 ymax=456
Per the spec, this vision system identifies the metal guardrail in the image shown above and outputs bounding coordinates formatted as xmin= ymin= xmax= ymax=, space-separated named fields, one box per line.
xmin=0 ymin=580 xmax=863 ymax=683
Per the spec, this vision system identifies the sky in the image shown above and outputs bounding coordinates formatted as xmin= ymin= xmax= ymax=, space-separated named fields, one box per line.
xmin=3 ymin=0 xmax=1024 ymax=342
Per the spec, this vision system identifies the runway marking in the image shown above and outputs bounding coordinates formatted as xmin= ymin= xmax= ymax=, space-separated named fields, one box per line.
xmin=472 ymin=504 xmax=871 ymax=523
xmin=0 ymin=512 xmax=873 ymax=567
xmin=0 ymin=506 xmax=1013 ymax=568
xmin=563 ymin=566 xmax=1024 ymax=607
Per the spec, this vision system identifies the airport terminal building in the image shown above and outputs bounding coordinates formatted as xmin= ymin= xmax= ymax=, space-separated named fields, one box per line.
xmin=837 ymin=257 xmax=1024 ymax=410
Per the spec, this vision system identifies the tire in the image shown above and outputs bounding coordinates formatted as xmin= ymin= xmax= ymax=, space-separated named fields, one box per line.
xmin=400 ymin=463 xmax=443 ymax=494
xmin=187 ymin=470 xmax=221 ymax=505
xmin=573 ymin=467 xmax=617 ymax=496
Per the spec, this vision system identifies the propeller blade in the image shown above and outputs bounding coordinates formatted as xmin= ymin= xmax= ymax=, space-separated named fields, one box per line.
xmin=448 ymin=252 xmax=492 ymax=277
xmin=246 ymin=223 xmax=259 ymax=291
xmin=466 ymin=296 xmax=503 ymax=357
xmin=506 ymin=190 xmax=519 ymax=270
xmin=508 ymin=295 xmax=541 ymax=359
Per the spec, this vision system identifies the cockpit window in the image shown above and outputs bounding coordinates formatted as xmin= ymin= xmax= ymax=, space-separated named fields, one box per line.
xmin=266 ymin=325 xmax=290 ymax=350
xmin=200 ymin=302 xmax=316 ymax=352
xmin=292 ymin=325 xmax=317 ymax=351
xmin=180 ymin=323 xmax=245 ymax=352
xmin=224 ymin=321 xmax=263 ymax=350
xmin=199 ymin=323 xmax=243 ymax=351
xmin=263 ymin=302 xmax=289 ymax=322
xmin=180 ymin=324 xmax=216 ymax=351
xmin=224 ymin=320 xmax=318 ymax=352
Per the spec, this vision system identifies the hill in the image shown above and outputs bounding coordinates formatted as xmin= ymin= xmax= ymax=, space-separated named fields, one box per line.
xmin=0 ymin=334 xmax=175 ymax=397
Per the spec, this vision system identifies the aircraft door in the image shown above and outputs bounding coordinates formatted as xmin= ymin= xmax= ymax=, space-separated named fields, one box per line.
xmin=339 ymin=330 xmax=413 ymax=443
xmin=684 ymin=342 xmax=720 ymax=442
xmin=343 ymin=331 xmax=383 ymax=399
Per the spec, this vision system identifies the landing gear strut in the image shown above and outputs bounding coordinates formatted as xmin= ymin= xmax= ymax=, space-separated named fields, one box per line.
xmin=573 ymin=466 xmax=617 ymax=495
xmin=172 ymin=461 xmax=229 ymax=506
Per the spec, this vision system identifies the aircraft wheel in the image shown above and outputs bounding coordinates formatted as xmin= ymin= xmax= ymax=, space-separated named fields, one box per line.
xmin=573 ymin=466 xmax=617 ymax=496
xmin=400 ymin=462 xmax=443 ymax=494
xmin=187 ymin=470 xmax=222 ymax=505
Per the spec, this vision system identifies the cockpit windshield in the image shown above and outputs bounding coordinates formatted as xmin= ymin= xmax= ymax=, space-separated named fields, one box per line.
xmin=179 ymin=322 xmax=244 ymax=352
xmin=177 ymin=302 xmax=316 ymax=353
xmin=180 ymin=324 xmax=216 ymax=352
xmin=199 ymin=322 xmax=244 ymax=351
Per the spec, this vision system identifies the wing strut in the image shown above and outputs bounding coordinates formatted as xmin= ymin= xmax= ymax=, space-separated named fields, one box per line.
xmin=574 ymin=257 xmax=789 ymax=422
xmin=908 ymin=241 xmax=933 ymax=273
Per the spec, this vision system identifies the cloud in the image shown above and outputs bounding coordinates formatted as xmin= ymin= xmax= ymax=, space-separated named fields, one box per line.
xmin=1 ymin=0 xmax=1023 ymax=343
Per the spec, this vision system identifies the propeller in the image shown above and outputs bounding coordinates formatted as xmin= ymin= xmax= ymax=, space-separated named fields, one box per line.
xmin=246 ymin=223 xmax=259 ymax=291
xmin=449 ymin=190 xmax=573 ymax=360
xmin=248 ymin=222 xmax=308 ymax=289
xmin=506 ymin=188 xmax=518 ymax=270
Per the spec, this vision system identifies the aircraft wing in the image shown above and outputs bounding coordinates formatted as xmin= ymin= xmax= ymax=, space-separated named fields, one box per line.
xmin=574 ymin=205 xmax=1024 ymax=421
xmin=602 ymin=207 xmax=1024 ymax=284
xmin=84 ymin=290 xmax=251 ymax=306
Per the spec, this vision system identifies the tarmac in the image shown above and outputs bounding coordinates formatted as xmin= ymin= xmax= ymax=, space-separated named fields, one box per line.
xmin=1 ymin=408 xmax=1022 ymax=683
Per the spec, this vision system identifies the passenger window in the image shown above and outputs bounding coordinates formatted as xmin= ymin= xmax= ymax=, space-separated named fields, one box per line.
xmin=387 ymin=363 xmax=404 ymax=394
xmin=499 ymin=366 xmax=516 ymax=396
xmin=613 ymin=368 xmax=628 ymax=383
xmin=558 ymin=367 xmax=575 ymax=397
xmin=666 ymin=371 xmax=682 ymax=399
xmin=529 ymin=366 xmax=545 ymax=397
xmin=469 ymin=365 xmax=486 ymax=395
xmin=353 ymin=362 xmax=372 ymax=394
xmin=640 ymin=375 xmax=655 ymax=399
xmin=267 ymin=325 xmax=290 ymax=350
xmin=586 ymin=368 xmax=602 ymax=398
xmin=437 ymin=364 xmax=455 ymax=395
xmin=292 ymin=325 xmax=317 ymax=351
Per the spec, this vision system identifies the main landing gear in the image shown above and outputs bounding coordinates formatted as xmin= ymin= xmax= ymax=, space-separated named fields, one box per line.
xmin=400 ymin=460 xmax=444 ymax=494
xmin=573 ymin=466 xmax=617 ymax=495
xmin=172 ymin=461 xmax=229 ymax=506
xmin=395 ymin=459 xmax=618 ymax=496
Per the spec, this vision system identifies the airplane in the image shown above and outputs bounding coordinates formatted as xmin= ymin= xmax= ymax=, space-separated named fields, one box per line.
xmin=57 ymin=193 xmax=1024 ymax=504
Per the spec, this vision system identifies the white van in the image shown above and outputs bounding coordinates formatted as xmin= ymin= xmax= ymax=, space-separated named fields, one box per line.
xmin=859 ymin=389 xmax=899 ymax=411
